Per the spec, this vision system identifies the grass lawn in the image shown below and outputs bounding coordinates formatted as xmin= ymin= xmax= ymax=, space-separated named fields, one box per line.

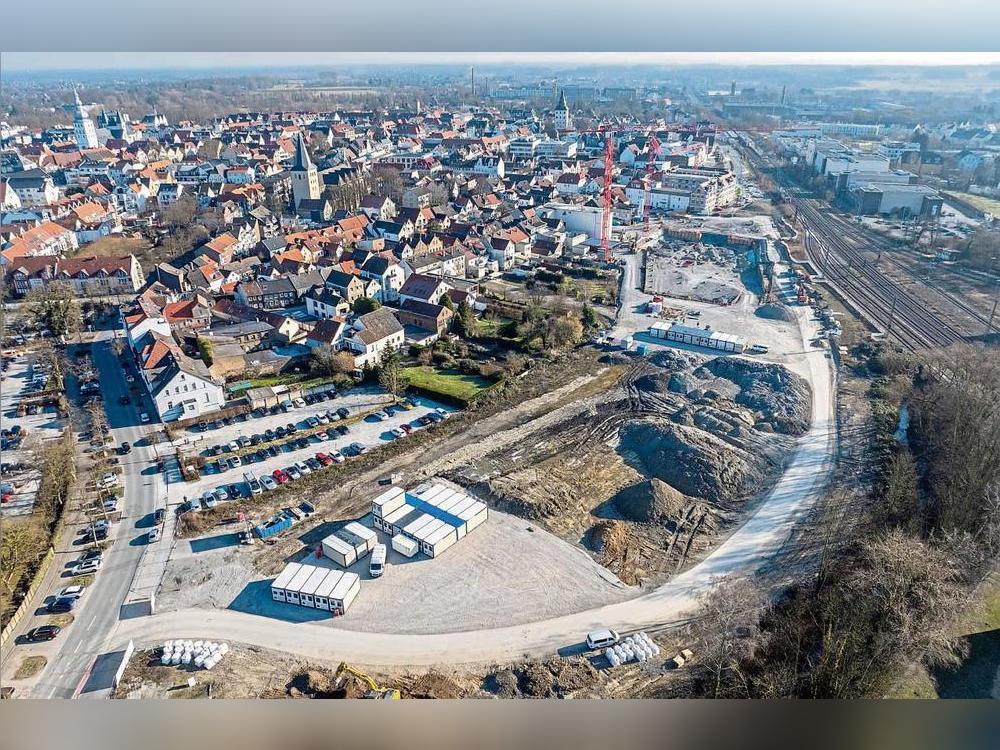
xmin=401 ymin=366 xmax=492 ymax=403
xmin=72 ymin=234 xmax=152 ymax=258
xmin=228 ymin=374 xmax=340 ymax=394
xmin=951 ymin=191 xmax=1000 ymax=217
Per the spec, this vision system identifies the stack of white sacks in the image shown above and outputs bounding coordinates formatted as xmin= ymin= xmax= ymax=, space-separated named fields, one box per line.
xmin=159 ymin=640 xmax=231 ymax=671
xmin=604 ymin=631 xmax=659 ymax=667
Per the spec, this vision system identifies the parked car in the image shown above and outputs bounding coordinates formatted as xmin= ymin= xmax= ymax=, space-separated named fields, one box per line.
xmin=101 ymin=472 xmax=118 ymax=487
xmin=266 ymin=445 xmax=279 ymax=457
xmin=286 ymin=422 xmax=299 ymax=434
xmin=26 ymin=625 xmax=61 ymax=641
xmin=286 ymin=465 xmax=302 ymax=480
xmin=227 ymin=441 xmax=240 ymax=453
xmin=154 ymin=508 xmax=166 ymax=525
xmin=418 ymin=415 xmax=434 ymax=426
xmin=148 ymin=527 xmax=161 ymax=542
xmin=400 ymin=424 xmax=414 ymax=434
xmin=305 ymin=457 xmax=322 ymax=472
xmin=294 ymin=398 xmax=307 ymax=409
xmin=48 ymin=597 xmax=77 ymax=614
xmin=373 ymin=410 xmax=390 ymax=421
xmin=58 ymin=585 xmax=86 ymax=600
xmin=272 ymin=469 xmax=290 ymax=485
xmin=260 ymin=475 xmax=278 ymax=491
xmin=139 ymin=412 xmax=150 ymax=423
xmin=231 ymin=455 xmax=242 ymax=468
xmin=294 ymin=461 xmax=311 ymax=476
xmin=306 ymin=416 xmax=320 ymax=428
xmin=264 ymin=429 xmax=276 ymax=441
xmin=336 ymin=407 xmax=350 ymax=419
xmin=119 ymin=441 xmax=131 ymax=455
xmin=100 ymin=496 xmax=118 ymax=513
xmin=237 ymin=435 xmax=251 ymax=448
xmin=315 ymin=452 xmax=334 ymax=467
xmin=329 ymin=450 xmax=345 ymax=463
xmin=335 ymin=424 xmax=349 ymax=436
xmin=317 ymin=413 xmax=330 ymax=425
xmin=70 ymin=558 xmax=102 ymax=576
xmin=119 ymin=395 xmax=130 ymax=405
xmin=214 ymin=487 xmax=230 ymax=502
xmin=388 ymin=427 xmax=406 ymax=439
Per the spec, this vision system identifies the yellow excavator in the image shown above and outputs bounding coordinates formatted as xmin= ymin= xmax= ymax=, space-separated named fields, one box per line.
xmin=334 ymin=662 xmax=401 ymax=700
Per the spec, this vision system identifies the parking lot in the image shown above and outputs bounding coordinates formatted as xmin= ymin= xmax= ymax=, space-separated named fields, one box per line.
xmin=176 ymin=386 xmax=456 ymax=505
xmin=1 ymin=351 xmax=66 ymax=517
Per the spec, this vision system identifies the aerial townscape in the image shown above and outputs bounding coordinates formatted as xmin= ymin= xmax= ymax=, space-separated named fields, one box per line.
xmin=0 ymin=55 xmax=998 ymax=702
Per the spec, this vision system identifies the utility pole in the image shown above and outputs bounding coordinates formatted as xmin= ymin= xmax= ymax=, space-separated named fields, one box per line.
xmin=986 ymin=299 xmax=998 ymax=340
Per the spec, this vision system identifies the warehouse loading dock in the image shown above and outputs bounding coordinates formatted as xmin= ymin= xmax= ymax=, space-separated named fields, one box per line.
xmin=371 ymin=483 xmax=489 ymax=558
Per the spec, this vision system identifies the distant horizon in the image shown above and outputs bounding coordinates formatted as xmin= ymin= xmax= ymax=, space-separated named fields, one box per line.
xmin=5 ymin=51 xmax=1000 ymax=74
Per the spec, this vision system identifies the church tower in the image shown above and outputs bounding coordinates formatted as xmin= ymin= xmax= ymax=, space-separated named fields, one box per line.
xmin=72 ymin=88 xmax=99 ymax=149
xmin=290 ymin=132 xmax=321 ymax=208
xmin=552 ymin=89 xmax=572 ymax=130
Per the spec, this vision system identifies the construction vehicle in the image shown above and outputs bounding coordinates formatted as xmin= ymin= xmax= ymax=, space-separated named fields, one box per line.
xmin=334 ymin=662 xmax=400 ymax=700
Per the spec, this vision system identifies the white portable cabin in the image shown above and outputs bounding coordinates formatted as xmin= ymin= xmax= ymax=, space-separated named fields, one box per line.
xmin=343 ymin=521 xmax=377 ymax=553
xmin=327 ymin=571 xmax=360 ymax=615
xmin=270 ymin=562 xmax=303 ymax=602
xmin=313 ymin=569 xmax=346 ymax=611
xmin=322 ymin=533 xmax=358 ymax=568
xmin=298 ymin=567 xmax=329 ymax=609
xmin=371 ymin=486 xmax=406 ymax=519
xmin=283 ymin=564 xmax=315 ymax=605
xmin=392 ymin=533 xmax=419 ymax=558
xmin=421 ymin=523 xmax=459 ymax=558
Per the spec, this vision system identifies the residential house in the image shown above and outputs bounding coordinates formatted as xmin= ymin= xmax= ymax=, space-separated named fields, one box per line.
xmin=397 ymin=272 xmax=453 ymax=306
xmin=304 ymin=317 xmax=348 ymax=349
xmin=304 ymin=288 xmax=349 ymax=319
xmin=358 ymin=254 xmax=406 ymax=303
xmin=397 ymin=298 xmax=452 ymax=336
xmin=324 ymin=269 xmax=367 ymax=305
xmin=6 ymin=254 xmax=143 ymax=297
xmin=344 ymin=307 xmax=405 ymax=369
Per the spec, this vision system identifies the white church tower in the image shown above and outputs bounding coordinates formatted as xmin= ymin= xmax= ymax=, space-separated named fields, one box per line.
xmin=72 ymin=88 xmax=99 ymax=149
xmin=290 ymin=132 xmax=321 ymax=208
xmin=552 ymin=89 xmax=572 ymax=131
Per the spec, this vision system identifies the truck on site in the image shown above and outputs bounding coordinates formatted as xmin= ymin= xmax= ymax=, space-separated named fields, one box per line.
xmin=369 ymin=544 xmax=387 ymax=578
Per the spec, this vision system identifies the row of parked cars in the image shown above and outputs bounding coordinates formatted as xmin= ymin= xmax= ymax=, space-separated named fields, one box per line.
xmin=190 ymin=388 xmax=342 ymax=434
xmin=205 ymin=421 xmax=353 ymax=475
xmin=203 ymin=406 xmax=353 ymax=459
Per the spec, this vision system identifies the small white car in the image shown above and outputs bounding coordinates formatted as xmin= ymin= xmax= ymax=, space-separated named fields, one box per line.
xmin=101 ymin=473 xmax=118 ymax=487
xmin=71 ymin=558 xmax=102 ymax=576
xmin=294 ymin=461 xmax=311 ymax=475
xmin=294 ymin=398 xmax=307 ymax=409
xmin=139 ymin=412 xmax=150 ymax=423
xmin=148 ymin=527 xmax=161 ymax=542
xmin=329 ymin=450 xmax=345 ymax=463
xmin=59 ymin=585 xmax=86 ymax=599
xmin=260 ymin=475 xmax=278 ymax=491
xmin=374 ymin=410 xmax=390 ymax=421
xmin=286 ymin=465 xmax=302 ymax=480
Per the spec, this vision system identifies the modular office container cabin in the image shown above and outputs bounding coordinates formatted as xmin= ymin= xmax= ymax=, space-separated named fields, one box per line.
xmin=370 ymin=484 xmax=489 ymax=558
xmin=321 ymin=521 xmax=378 ymax=568
xmin=270 ymin=562 xmax=360 ymax=615
xmin=648 ymin=322 xmax=747 ymax=353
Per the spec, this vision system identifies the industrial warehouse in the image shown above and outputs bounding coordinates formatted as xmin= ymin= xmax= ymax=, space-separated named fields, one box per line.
xmin=270 ymin=562 xmax=361 ymax=615
xmin=372 ymin=484 xmax=490 ymax=558
xmin=648 ymin=322 xmax=747 ymax=353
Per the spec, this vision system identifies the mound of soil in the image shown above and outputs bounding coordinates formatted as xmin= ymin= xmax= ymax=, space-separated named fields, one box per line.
xmin=755 ymin=303 xmax=796 ymax=322
xmin=588 ymin=519 xmax=629 ymax=556
xmin=697 ymin=357 xmax=811 ymax=435
xmin=620 ymin=418 xmax=774 ymax=505
xmin=614 ymin=478 xmax=687 ymax=523
xmin=484 ymin=659 xmax=600 ymax=698
xmin=405 ymin=671 xmax=463 ymax=699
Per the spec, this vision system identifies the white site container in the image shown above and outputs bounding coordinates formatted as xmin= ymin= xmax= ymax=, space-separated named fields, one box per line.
xmin=382 ymin=504 xmax=417 ymax=533
xmin=313 ymin=569 xmax=345 ymax=611
xmin=403 ymin=513 xmax=437 ymax=538
xmin=423 ymin=524 xmax=459 ymax=557
xmin=392 ymin=533 xmax=419 ymax=558
xmin=298 ymin=567 xmax=329 ymax=608
xmin=322 ymin=533 xmax=358 ymax=568
xmin=371 ymin=486 xmax=406 ymax=518
xmin=271 ymin=562 xmax=302 ymax=602
xmin=413 ymin=517 xmax=446 ymax=541
xmin=328 ymin=571 xmax=360 ymax=615
xmin=416 ymin=484 xmax=449 ymax=504
xmin=343 ymin=521 xmax=377 ymax=554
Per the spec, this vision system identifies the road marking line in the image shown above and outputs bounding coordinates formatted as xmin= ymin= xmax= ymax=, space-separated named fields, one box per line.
xmin=87 ymin=615 xmax=97 ymax=631
xmin=74 ymin=641 xmax=82 ymax=654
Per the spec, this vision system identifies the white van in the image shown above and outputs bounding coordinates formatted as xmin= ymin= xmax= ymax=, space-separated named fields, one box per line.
xmin=369 ymin=544 xmax=387 ymax=578
xmin=749 ymin=344 xmax=769 ymax=354
xmin=586 ymin=628 xmax=620 ymax=650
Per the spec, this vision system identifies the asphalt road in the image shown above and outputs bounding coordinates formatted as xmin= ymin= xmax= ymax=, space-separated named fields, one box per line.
xmin=31 ymin=340 xmax=166 ymax=698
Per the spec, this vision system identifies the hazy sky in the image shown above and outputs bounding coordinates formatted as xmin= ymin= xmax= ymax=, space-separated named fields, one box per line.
xmin=5 ymin=52 xmax=1000 ymax=73
xmin=2 ymin=1 xmax=999 ymax=64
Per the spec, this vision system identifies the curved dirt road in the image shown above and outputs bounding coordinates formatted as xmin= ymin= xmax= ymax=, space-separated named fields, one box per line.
xmin=108 ymin=322 xmax=835 ymax=667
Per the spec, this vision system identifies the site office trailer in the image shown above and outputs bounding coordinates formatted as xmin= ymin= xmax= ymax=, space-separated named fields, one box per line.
xmin=270 ymin=562 xmax=303 ymax=602
xmin=313 ymin=570 xmax=361 ymax=615
xmin=298 ymin=566 xmax=331 ymax=609
xmin=282 ymin=564 xmax=316 ymax=606
xmin=343 ymin=522 xmax=377 ymax=553
xmin=322 ymin=533 xmax=359 ymax=568
xmin=392 ymin=533 xmax=419 ymax=558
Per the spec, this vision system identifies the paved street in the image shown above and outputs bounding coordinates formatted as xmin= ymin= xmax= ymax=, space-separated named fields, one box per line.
xmin=29 ymin=340 xmax=168 ymax=698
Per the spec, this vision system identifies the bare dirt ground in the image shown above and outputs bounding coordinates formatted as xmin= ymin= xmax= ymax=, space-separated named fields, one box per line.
xmin=115 ymin=629 xmax=693 ymax=699
xmin=644 ymin=240 xmax=746 ymax=305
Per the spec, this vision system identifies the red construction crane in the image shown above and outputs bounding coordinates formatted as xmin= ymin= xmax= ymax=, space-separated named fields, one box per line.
xmin=576 ymin=124 xmax=657 ymax=262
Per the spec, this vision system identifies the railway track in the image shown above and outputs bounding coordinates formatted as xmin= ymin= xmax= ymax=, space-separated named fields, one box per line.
xmin=820 ymin=211 xmax=995 ymax=336
xmin=796 ymin=199 xmax=966 ymax=351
